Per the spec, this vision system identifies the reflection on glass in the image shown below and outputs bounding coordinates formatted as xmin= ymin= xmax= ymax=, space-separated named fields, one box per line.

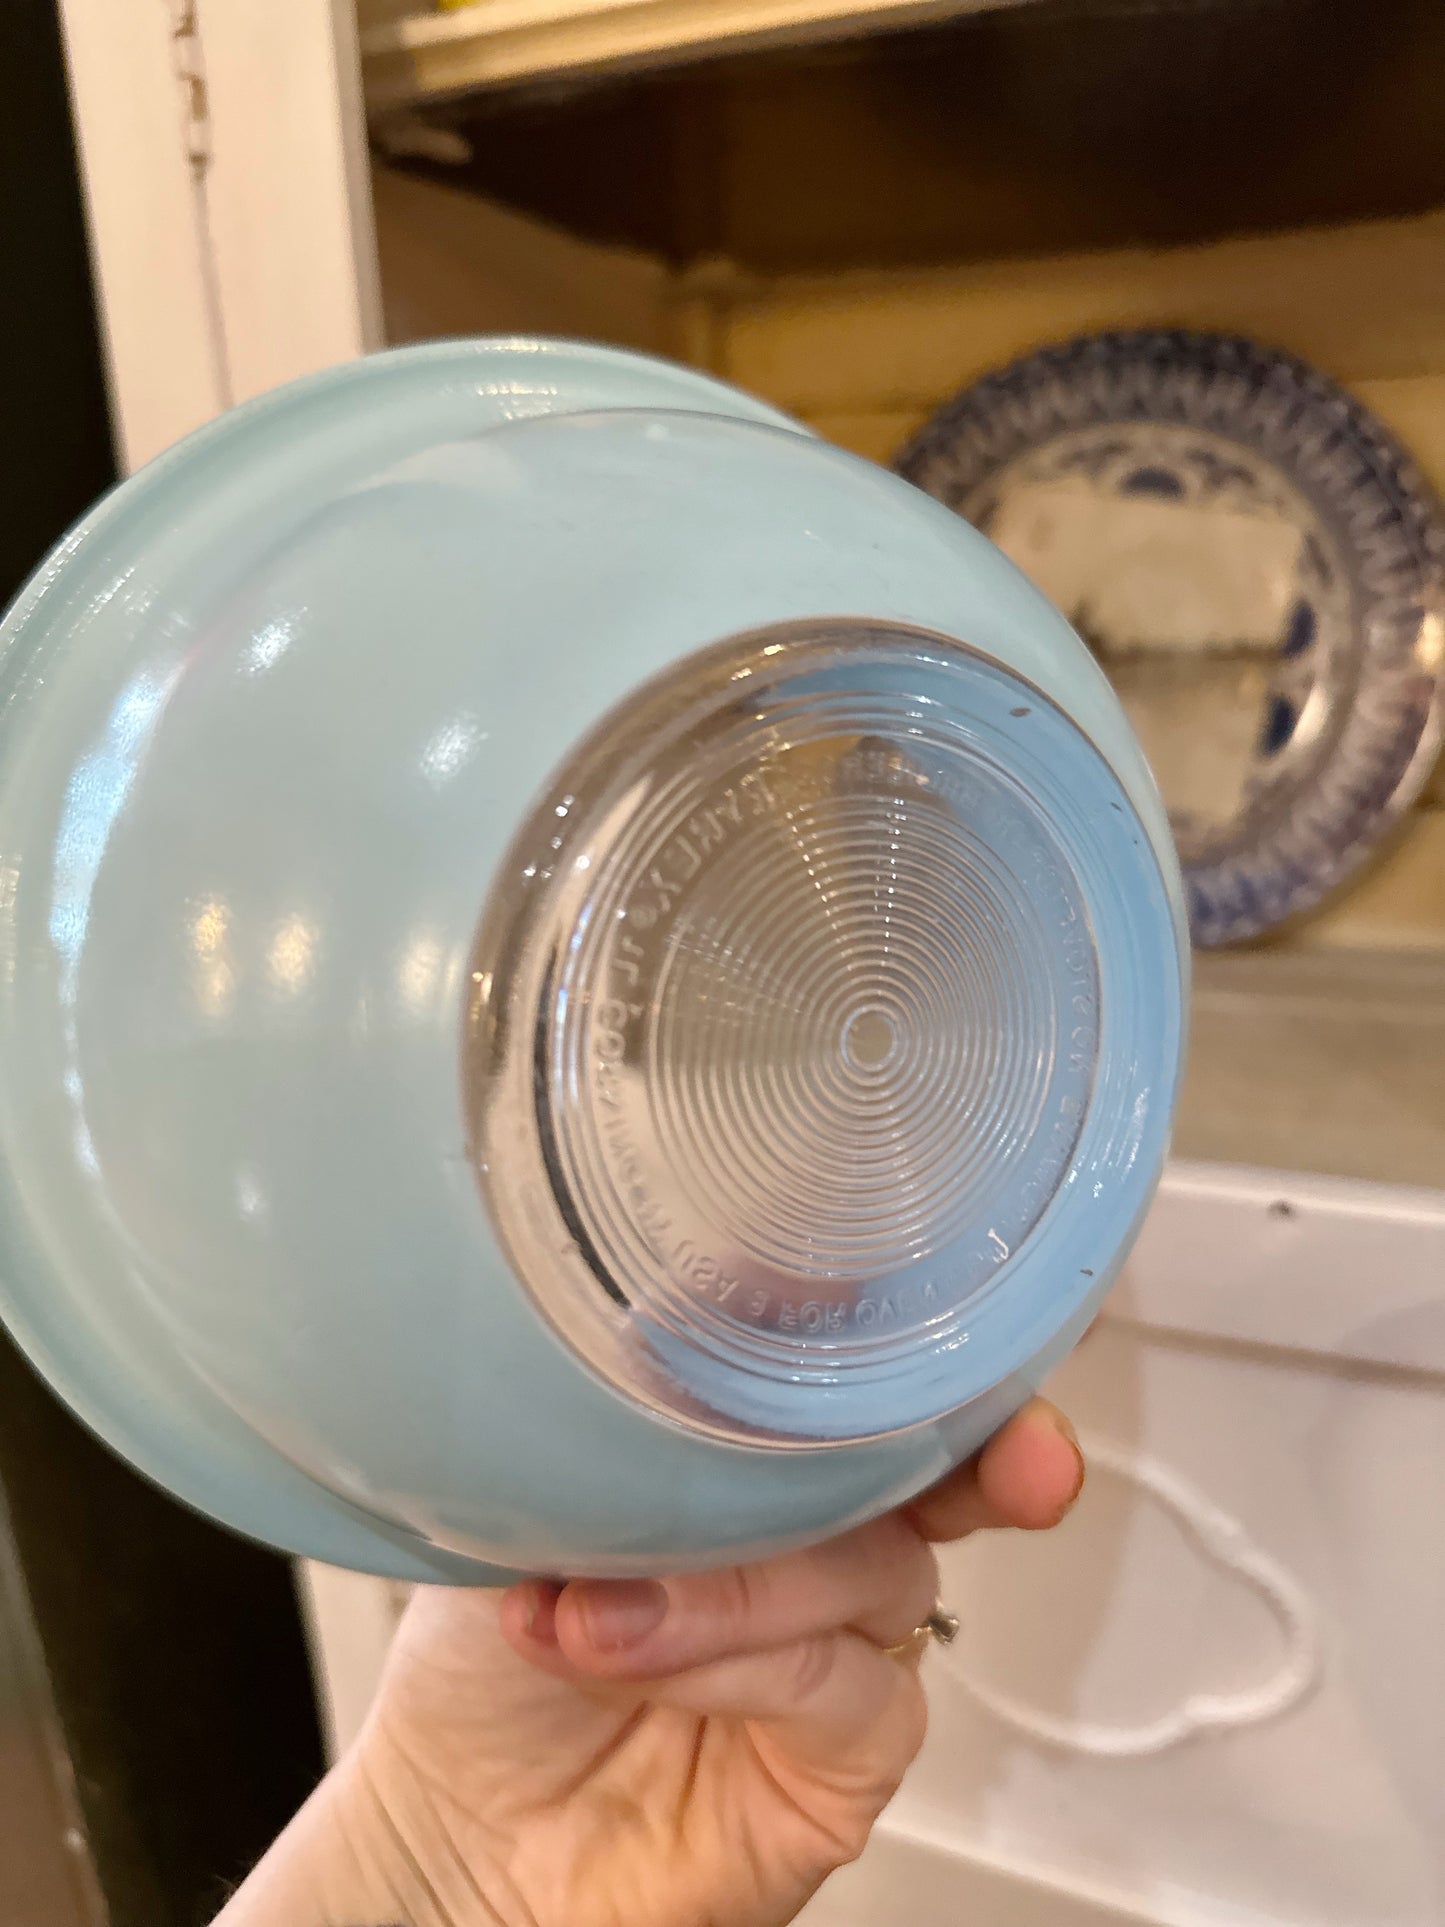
xmin=49 ymin=665 xmax=181 ymax=990
xmin=192 ymin=895 xmax=236 ymax=1019
xmin=419 ymin=714 xmax=484 ymax=787
xmin=242 ymin=613 xmax=299 ymax=676
xmin=235 ymin=1169 xmax=267 ymax=1224
xmin=268 ymin=915 xmax=317 ymax=995
xmin=192 ymin=897 xmax=229 ymax=957
xmin=397 ymin=931 xmax=442 ymax=1012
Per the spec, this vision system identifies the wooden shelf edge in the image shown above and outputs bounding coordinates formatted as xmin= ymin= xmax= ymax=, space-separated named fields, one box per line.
xmin=361 ymin=0 xmax=1023 ymax=108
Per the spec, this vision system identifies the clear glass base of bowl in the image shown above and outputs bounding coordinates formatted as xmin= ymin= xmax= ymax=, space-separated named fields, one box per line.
xmin=466 ymin=619 xmax=1155 ymax=1447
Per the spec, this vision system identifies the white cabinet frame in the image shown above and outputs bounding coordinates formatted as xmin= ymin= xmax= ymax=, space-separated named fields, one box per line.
xmin=57 ymin=0 xmax=382 ymax=477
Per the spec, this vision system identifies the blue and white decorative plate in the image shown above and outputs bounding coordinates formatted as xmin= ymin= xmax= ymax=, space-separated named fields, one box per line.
xmin=896 ymin=330 xmax=1445 ymax=946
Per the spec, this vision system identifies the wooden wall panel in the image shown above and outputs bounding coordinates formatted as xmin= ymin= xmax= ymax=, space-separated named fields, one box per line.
xmin=373 ymin=164 xmax=676 ymax=354
xmin=717 ymin=214 xmax=1445 ymax=412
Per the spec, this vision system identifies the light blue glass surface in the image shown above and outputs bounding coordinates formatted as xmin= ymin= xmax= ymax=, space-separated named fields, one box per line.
xmin=0 ymin=339 xmax=1186 ymax=1583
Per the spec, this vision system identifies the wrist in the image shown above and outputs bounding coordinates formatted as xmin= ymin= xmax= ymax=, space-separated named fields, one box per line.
xmin=208 ymin=1760 xmax=380 ymax=1926
xmin=211 ymin=1752 xmax=464 ymax=1927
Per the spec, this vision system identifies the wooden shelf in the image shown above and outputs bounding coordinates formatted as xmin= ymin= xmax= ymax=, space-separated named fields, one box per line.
xmin=359 ymin=0 xmax=1019 ymax=109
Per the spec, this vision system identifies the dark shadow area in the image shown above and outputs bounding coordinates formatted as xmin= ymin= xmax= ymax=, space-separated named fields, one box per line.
xmin=391 ymin=0 xmax=1445 ymax=273
xmin=0 ymin=1339 xmax=326 ymax=1927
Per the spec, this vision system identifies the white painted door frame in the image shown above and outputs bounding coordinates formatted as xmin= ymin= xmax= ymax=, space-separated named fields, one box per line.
xmin=57 ymin=0 xmax=382 ymax=476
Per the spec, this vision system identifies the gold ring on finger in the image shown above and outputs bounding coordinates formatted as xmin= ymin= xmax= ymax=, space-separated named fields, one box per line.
xmin=882 ymin=1606 xmax=960 ymax=1662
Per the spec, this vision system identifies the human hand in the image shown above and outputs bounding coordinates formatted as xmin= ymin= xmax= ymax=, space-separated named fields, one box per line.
xmin=261 ymin=1398 xmax=1083 ymax=1927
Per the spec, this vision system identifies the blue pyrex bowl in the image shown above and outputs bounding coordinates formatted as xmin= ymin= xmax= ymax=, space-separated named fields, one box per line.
xmin=0 ymin=339 xmax=1186 ymax=1584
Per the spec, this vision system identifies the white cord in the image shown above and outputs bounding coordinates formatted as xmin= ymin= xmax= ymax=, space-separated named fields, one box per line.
xmin=941 ymin=1433 xmax=1323 ymax=1758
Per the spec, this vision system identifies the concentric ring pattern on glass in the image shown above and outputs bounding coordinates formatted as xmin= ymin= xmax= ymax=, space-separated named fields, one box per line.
xmin=467 ymin=619 xmax=1168 ymax=1446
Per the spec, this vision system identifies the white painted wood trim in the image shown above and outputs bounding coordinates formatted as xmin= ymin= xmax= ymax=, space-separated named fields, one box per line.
xmin=56 ymin=0 xmax=227 ymax=474
xmin=1114 ymin=1160 xmax=1445 ymax=1378
xmin=58 ymin=0 xmax=382 ymax=475
xmin=198 ymin=0 xmax=384 ymax=408
xmin=798 ymin=1821 xmax=1164 ymax=1926
xmin=361 ymin=0 xmax=1029 ymax=107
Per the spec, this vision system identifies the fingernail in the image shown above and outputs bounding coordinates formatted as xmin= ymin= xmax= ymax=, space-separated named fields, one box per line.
xmin=574 ymin=1579 xmax=668 ymax=1652
xmin=521 ymin=1581 xmax=561 ymax=1647
xmin=1064 ymin=1446 xmax=1087 ymax=1510
xmin=1045 ymin=1409 xmax=1087 ymax=1508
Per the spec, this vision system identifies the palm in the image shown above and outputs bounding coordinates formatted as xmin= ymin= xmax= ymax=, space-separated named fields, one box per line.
xmin=357 ymin=1587 xmax=914 ymax=1927
xmin=319 ymin=1403 xmax=1082 ymax=1927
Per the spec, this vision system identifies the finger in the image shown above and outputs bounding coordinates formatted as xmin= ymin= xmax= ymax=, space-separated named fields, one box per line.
xmin=658 ymin=1639 xmax=931 ymax=1876
xmin=904 ymin=1398 xmax=1085 ymax=1543
xmin=651 ymin=1632 xmax=926 ymax=1780
xmin=499 ymin=1592 xmax=927 ymax=1786
xmin=500 ymin=1515 xmax=938 ymax=1683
